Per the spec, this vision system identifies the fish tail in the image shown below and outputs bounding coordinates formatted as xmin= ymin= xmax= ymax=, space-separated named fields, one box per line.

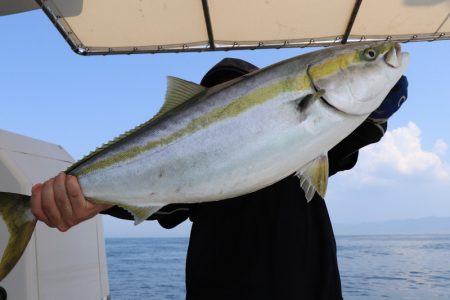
xmin=0 ymin=192 xmax=36 ymax=281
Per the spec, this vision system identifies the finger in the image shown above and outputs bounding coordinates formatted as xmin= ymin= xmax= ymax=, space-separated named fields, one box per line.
xmin=53 ymin=172 xmax=75 ymax=226
xmin=41 ymin=178 xmax=67 ymax=231
xmin=66 ymin=175 xmax=89 ymax=217
xmin=31 ymin=183 xmax=51 ymax=225
xmin=66 ymin=175 xmax=113 ymax=220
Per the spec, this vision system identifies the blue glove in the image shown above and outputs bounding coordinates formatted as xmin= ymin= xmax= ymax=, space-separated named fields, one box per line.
xmin=368 ymin=75 xmax=408 ymax=123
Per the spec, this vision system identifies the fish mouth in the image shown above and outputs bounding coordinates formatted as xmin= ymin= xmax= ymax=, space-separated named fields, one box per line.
xmin=384 ymin=43 xmax=403 ymax=68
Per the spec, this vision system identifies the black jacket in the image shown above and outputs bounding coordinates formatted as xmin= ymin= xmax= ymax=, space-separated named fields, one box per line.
xmin=102 ymin=120 xmax=386 ymax=300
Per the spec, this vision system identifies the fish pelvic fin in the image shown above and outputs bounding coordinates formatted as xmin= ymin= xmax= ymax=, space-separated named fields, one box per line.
xmin=118 ymin=204 xmax=163 ymax=225
xmin=295 ymin=153 xmax=329 ymax=202
xmin=0 ymin=192 xmax=36 ymax=281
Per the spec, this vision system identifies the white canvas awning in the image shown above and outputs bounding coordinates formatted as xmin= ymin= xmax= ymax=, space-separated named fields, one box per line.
xmin=3 ymin=0 xmax=450 ymax=55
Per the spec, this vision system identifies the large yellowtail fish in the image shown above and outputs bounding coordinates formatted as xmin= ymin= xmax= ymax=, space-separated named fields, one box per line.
xmin=0 ymin=42 xmax=408 ymax=280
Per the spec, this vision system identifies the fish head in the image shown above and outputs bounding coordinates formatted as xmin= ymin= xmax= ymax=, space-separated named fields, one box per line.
xmin=307 ymin=42 xmax=409 ymax=116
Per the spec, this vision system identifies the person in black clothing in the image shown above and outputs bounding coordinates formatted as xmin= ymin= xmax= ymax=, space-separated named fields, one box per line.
xmin=31 ymin=57 xmax=408 ymax=300
xmin=149 ymin=59 xmax=407 ymax=300
xmin=103 ymin=58 xmax=407 ymax=300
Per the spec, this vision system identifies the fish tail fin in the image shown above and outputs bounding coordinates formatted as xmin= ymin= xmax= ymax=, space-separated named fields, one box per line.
xmin=0 ymin=192 xmax=36 ymax=281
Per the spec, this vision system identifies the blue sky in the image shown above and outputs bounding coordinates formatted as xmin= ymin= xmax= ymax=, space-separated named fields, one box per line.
xmin=1 ymin=10 xmax=449 ymax=237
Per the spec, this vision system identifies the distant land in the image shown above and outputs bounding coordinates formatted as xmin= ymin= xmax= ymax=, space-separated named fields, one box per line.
xmin=333 ymin=217 xmax=450 ymax=235
xmin=103 ymin=216 xmax=450 ymax=238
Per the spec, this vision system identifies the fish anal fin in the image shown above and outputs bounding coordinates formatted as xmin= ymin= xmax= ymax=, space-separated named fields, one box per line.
xmin=295 ymin=153 xmax=329 ymax=202
xmin=118 ymin=204 xmax=163 ymax=225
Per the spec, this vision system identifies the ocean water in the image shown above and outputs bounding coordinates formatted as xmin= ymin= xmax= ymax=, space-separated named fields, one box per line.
xmin=105 ymin=235 xmax=450 ymax=299
xmin=105 ymin=238 xmax=188 ymax=299
xmin=338 ymin=235 xmax=450 ymax=300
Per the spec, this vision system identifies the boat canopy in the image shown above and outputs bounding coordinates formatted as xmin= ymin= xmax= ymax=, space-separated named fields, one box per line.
xmin=2 ymin=0 xmax=450 ymax=55
xmin=0 ymin=0 xmax=38 ymax=16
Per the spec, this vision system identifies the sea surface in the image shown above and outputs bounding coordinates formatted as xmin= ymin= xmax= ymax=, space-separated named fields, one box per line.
xmin=105 ymin=235 xmax=450 ymax=299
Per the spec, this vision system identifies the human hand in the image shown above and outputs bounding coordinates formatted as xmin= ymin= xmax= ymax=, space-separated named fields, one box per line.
xmin=369 ymin=75 xmax=408 ymax=123
xmin=31 ymin=172 xmax=113 ymax=232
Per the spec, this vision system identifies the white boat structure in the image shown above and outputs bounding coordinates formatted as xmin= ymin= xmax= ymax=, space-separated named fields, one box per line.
xmin=0 ymin=130 xmax=109 ymax=300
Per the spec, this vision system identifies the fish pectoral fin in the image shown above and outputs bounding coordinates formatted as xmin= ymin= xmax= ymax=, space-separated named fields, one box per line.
xmin=297 ymin=89 xmax=326 ymax=114
xmin=118 ymin=204 xmax=163 ymax=225
xmin=295 ymin=153 xmax=329 ymax=202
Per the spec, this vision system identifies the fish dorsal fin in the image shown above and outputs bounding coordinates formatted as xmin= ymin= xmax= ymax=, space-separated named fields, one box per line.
xmin=295 ymin=153 xmax=329 ymax=202
xmin=156 ymin=76 xmax=206 ymax=117
xmin=66 ymin=77 xmax=206 ymax=174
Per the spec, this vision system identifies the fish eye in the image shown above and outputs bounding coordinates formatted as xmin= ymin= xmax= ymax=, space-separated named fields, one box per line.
xmin=363 ymin=48 xmax=378 ymax=60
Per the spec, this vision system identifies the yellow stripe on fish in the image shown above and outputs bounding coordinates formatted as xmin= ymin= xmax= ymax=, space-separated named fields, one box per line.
xmin=75 ymin=75 xmax=311 ymax=176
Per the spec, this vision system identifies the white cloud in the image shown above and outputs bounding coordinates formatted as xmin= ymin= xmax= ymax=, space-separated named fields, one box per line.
xmin=327 ymin=122 xmax=450 ymax=224
xmin=434 ymin=139 xmax=448 ymax=156
xmin=350 ymin=122 xmax=450 ymax=183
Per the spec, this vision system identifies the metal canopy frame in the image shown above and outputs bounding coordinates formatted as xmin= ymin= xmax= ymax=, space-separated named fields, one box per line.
xmin=341 ymin=0 xmax=363 ymax=45
xmin=35 ymin=0 xmax=450 ymax=56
